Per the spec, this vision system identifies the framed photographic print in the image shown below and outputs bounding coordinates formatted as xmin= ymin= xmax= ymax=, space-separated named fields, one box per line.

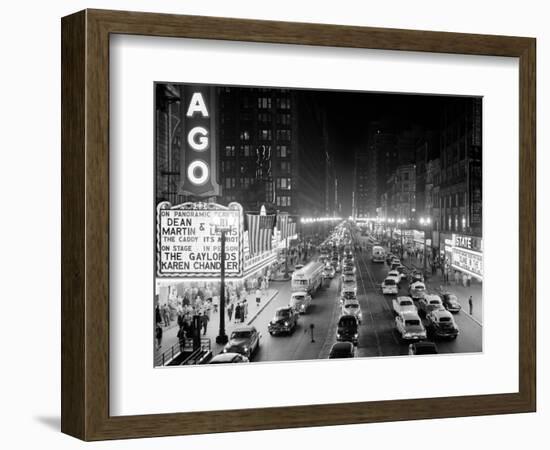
xmin=61 ymin=9 xmax=536 ymax=441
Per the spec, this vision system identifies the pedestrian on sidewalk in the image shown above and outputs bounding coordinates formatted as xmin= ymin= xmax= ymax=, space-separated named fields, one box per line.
xmin=234 ymin=303 xmax=242 ymax=323
xmin=155 ymin=304 xmax=162 ymax=325
xmin=454 ymin=270 xmax=460 ymax=285
xmin=242 ymin=299 xmax=248 ymax=321
xmin=467 ymin=274 xmax=472 ymax=287
xmin=177 ymin=326 xmax=186 ymax=353
xmin=468 ymin=295 xmax=473 ymax=315
xmin=227 ymin=302 xmax=234 ymax=322
xmin=256 ymin=288 xmax=262 ymax=307
xmin=200 ymin=313 xmax=209 ymax=335
xmin=155 ymin=324 xmax=163 ymax=350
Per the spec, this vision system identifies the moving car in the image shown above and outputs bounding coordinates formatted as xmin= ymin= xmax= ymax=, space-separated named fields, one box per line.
xmin=387 ymin=269 xmax=401 ymax=281
xmin=396 ymin=265 xmax=408 ymax=279
xmin=322 ymin=265 xmax=336 ymax=279
xmin=328 ymin=342 xmax=355 ymax=359
xmin=381 ymin=276 xmax=399 ymax=295
xmin=439 ymin=291 xmax=462 ymax=313
xmin=342 ymin=264 xmax=356 ymax=276
xmin=409 ymin=281 xmax=426 ymax=300
xmin=223 ymin=326 xmax=261 ymax=359
xmin=392 ymin=296 xmax=417 ymax=315
xmin=408 ymin=341 xmax=438 ymax=355
xmin=336 ymin=314 xmax=359 ymax=345
xmin=418 ymin=294 xmax=445 ymax=317
xmin=340 ymin=288 xmax=357 ymax=304
xmin=268 ymin=307 xmax=299 ymax=335
xmin=395 ymin=311 xmax=427 ymax=342
xmin=426 ymin=309 xmax=460 ymax=339
xmin=290 ymin=291 xmax=312 ymax=314
xmin=341 ymin=298 xmax=362 ymax=323
xmin=209 ymin=353 xmax=250 ymax=364
xmin=408 ymin=270 xmax=424 ymax=284
xmin=341 ymin=276 xmax=357 ymax=295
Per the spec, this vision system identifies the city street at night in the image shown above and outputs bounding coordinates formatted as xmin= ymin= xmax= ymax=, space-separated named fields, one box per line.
xmin=154 ymin=83 xmax=483 ymax=366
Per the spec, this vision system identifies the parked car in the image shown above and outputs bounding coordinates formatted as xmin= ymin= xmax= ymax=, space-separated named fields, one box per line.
xmin=209 ymin=353 xmax=250 ymax=364
xmin=223 ymin=326 xmax=261 ymax=359
xmin=426 ymin=309 xmax=460 ymax=339
xmin=408 ymin=341 xmax=439 ymax=355
xmin=268 ymin=307 xmax=299 ymax=335
xmin=395 ymin=311 xmax=427 ymax=342
xmin=439 ymin=291 xmax=462 ymax=313
xmin=328 ymin=342 xmax=355 ymax=359
xmin=336 ymin=314 xmax=359 ymax=345
xmin=289 ymin=291 xmax=312 ymax=314
xmin=418 ymin=294 xmax=445 ymax=317
xmin=341 ymin=298 xmax=362 ymax=323
xmin=409 ymin=281 xmax=426 ymax=300
xmin=381 ymin=276 xmax=399 ymax=295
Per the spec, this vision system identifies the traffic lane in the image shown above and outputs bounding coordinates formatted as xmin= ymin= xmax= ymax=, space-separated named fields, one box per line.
xmin=354 ymin=249 xmax=405 ymax=357
xmin=434 ymin=310 xmax=482 ymax=354
xmin=254 ymin=277 xmax=341 ymax=362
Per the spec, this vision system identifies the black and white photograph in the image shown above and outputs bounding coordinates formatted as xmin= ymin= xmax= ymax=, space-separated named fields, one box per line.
xmin=154 ymin=83 xmax=483 ymax=367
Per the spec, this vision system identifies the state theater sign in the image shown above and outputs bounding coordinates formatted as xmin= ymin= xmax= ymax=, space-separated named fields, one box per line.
xmin=156 ymin=202 xmax=244 ymax=278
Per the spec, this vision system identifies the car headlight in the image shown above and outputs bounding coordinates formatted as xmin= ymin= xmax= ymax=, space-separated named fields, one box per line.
xmin=354 ymin=333 xmax=358 ymax=338
xmin=243 ymin=347 xmax=248 ymax=352
xmin=284 ymin=321 xmax=289 ymax=326
xmin=403 ymin=332 xmax=412 ymax=338
xmin=337 ymin=333 xmax=341 ymax=338
xmin=223 ymin=348 xmax=228 ymax=353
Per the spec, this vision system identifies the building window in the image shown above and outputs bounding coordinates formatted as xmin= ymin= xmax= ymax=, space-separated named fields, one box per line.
xmin=224 ymin=145 xmax=236 ymax=157
xmin=276 ymin=129 xmax=291 ymax=141
xmin=276 ymin=97 xmax=291 ymax=109
xmin=258 ymin=112 xmax=271 ymax=123
xmin=276 ymin=195 xmax=291 ymax=207
xmin=240 ymin=96 xmax=252 ymax=109
xmin=259 ymin=129 xmax=272 ymax=140
xmin=224 ymin=177 xmax=236 ymax=189
xmin=277 ymin=113 xmax=291 ymax=126
xmin=276 ymin=177 xmax=291 ymax=190
xmin=279 ymin=161 xmax=291 ymax=173
xmin=265 ymin=183 xmax=274 ymax=202
xmin=221 ymin=161 xmax=236 ymax=172
xmin=240 ymin=130 xmax=250 ymax=141
xmin=258 ymin=97 xmax=272 ymax=109
xmin=240 ymin=144 xmax=252 ymax=157
xmin=276 ymin=145 xmax=290 ymax=158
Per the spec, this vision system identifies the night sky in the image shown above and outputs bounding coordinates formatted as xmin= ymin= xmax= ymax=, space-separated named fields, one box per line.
xmin=318 ymin=90 xmax=448 ymax=215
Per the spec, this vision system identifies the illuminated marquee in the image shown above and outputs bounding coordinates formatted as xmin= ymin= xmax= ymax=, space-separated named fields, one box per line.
xmin=156 ymin=201 xmax=243 ymax=278
xmin=450 ymin=234 xmax=483 ymax=280
xmin=178 ymin=86 xmax=221 ymax=197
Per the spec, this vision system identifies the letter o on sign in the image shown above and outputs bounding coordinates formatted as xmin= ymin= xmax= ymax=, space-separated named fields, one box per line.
xmin=187 ymin=160 xmax=209 ymax=185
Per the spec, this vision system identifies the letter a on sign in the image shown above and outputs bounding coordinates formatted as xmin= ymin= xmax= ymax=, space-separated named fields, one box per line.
xmin=186 ymin=92 xmax=209 ymax=118
xmin=178 ymin=85 xmax=221 ymax=197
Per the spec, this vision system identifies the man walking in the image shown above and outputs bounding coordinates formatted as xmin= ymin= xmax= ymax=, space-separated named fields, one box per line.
xmin=468 ymin=295 xmax=473 ymax=315
xmin=201 ymin=313 xmax=209 ymax=335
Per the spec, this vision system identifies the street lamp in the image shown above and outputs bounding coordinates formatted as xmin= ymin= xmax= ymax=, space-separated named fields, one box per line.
xmin=419 ymin=217 xmax=431 ymax=276
xmin=214 ymin=222 xmax=235 ymax=345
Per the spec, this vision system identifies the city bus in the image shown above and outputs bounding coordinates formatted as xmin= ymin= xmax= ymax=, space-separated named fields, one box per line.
xmin=291 ymin=261 xmax=325 ymax=295
xmin=371 ymin=245 xmax=386 ymax=263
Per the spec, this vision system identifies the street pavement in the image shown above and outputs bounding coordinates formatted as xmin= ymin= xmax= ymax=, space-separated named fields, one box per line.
xmin=157 ymin=231 xmax=483 ymax=364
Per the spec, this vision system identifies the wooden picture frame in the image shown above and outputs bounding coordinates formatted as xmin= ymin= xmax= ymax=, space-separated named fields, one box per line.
xmin=61 ymin=9 xmax=536 ymax=441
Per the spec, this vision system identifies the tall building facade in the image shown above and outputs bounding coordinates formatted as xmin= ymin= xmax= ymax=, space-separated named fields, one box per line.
xmin=353 ymin=149 xmax=369 ymax=218
xmin=364 ymin=121 xmax=398 ymax=217
xmin=217 ymin=87 xmax=329 ymax=217
xmin=437 ymin=97 xmax=482 ymax=237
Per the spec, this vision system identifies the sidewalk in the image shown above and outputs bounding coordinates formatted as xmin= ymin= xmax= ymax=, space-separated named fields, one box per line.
xmin=404 ymin=257 xmax=483 ymax=324
xmin=154 ymin=288 xmax=280 ymax=361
